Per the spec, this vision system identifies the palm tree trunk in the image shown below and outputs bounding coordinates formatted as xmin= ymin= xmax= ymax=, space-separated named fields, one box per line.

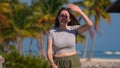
xmin=16 ymin=35 xmax=24 ymax=55
xmin=21 ymin=39 xmax=24 ymax=55
xmin=40 ymin=33 xmax=46 ymax=59
xmin=37 ymin=33 xmax=46 ymax=59
xmin=87 ymin=32 xmax=96 ymax=61
xmin=29 ymin=38 xmax=33 ymax=56
xmin=16 ymin=36 xmax=21 ymax=52
xmin=82 ymin=31 xmax=89 ymax=58
xmin=2 ymin=41 xmax=8 ymax=53
xmin=37 ymin=38 xmax=41 ymax=56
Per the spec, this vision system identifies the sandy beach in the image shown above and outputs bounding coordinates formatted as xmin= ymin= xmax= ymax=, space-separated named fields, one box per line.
xmin=80 ymin=58 xmax=120 ymax=68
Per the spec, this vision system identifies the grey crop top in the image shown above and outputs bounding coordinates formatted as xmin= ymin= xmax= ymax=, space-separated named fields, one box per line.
xmin=48 ymin=25 xmax=80 ymax=54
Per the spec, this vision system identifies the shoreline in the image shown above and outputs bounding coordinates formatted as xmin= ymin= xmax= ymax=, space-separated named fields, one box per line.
xmin=80 ymin=58 xmax=120 ymax=62
xmin=80 ymin=58 xmax=120 ymax=68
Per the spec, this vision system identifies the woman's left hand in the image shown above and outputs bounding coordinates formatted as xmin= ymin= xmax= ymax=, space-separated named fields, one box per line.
xmin=67 ymin=4 xmax=82 ymax=13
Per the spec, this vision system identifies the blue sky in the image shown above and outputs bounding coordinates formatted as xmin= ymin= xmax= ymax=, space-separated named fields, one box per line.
xmin=20 ymin=0 xmax=120 ymax=51
xmin=97 ymin=13 xmax=120 ymax=51
xmin=84 ymin=13 xmax=120 ymax=51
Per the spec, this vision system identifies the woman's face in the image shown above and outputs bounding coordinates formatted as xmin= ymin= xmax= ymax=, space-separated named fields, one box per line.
xmin=58 ymin=10 xmax=71 ymax=25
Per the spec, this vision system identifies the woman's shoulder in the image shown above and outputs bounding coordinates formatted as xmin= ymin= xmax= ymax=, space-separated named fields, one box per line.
xmin=69 ymin=25 xmax=81 ymax=30
xmin=49 ymin=27 xmax=58 ymax=33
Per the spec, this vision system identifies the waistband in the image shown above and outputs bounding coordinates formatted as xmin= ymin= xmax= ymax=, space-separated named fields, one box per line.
xmin=53 ymin=53 xmax=78 ymax=59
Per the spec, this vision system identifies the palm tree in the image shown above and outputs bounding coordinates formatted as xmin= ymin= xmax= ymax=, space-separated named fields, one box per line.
xmin=88 ymin=0 xmax=111 ymax=61
xmin=5 ymin=0 xmax=36 ymax=55
xmin=73 ymin=0 xmax=111 ymax=61
xmin=0 ymin=2 xmax=11 ymax=52
xmin=30 ymin=0 xmax=69 ymax=58
xmin=0 ymin=2 xmax=10 ymax=35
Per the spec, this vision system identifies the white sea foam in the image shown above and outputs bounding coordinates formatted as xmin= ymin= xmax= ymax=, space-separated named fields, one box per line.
xmin=104 ymin=51 xmax=113 ymax=55
xmin=104 ymin=51 xmax=120 ymax=55
xmin=114 ymin=51 xmax=120 ymax=55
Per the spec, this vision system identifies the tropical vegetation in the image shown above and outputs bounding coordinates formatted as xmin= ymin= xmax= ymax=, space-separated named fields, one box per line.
xmin=1 ymin=46 xmax=50 ymax=68
xmin=0 ymin=0 xmax=112 ymax=67
xmin=73 ymin=0 xmax=111 ymax=60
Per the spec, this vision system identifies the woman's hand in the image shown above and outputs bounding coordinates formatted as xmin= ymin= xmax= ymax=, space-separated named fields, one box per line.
xmin=67 ymin=4 xmax=83 ymax=14
xmin=50 ymin=63 xmax=58 ymax=68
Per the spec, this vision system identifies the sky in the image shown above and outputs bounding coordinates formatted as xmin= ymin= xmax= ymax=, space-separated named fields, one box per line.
xmin=20 ymin=0 xmax=120 ymax=51
xmin=84 ymin=13 xmax=120 ymax=51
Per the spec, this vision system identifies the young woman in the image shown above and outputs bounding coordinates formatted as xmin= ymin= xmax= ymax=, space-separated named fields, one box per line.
xmin=47 ymin=4 xmax=93 ymax=68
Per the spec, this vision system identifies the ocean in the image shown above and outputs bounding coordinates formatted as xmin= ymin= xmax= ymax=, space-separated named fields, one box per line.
xmin=78 ymin=50 xmax=120 ymax=59
xmin=23 ymin=38 xmax=120 ymax=59
xmin=24 ymin=50 xmax=120 ymax=59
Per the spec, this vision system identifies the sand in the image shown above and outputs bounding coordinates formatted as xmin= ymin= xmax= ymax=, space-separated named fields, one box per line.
xmin=80 ymin=58 xmax=120 ymax=68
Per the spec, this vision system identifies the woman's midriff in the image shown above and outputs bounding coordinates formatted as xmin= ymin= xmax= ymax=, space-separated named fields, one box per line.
xmin=54 ymin=51 xmax=77 ymax=57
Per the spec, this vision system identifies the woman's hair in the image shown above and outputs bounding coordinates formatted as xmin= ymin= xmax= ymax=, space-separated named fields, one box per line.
xmin=55 ymin=7 xmax=80 ymax=27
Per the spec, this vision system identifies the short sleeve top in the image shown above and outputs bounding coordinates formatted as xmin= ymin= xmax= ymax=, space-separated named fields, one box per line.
xmin=47 ymin=25 xmax=80 ymax=54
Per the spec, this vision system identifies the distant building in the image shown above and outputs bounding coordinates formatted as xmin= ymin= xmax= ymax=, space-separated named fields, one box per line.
xmin=106 ymin=0 xmax=120 ymax=13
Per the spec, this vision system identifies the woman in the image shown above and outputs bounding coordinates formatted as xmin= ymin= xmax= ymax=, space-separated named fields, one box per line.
xmin=47 ymin=4 xmax=93 ymax=68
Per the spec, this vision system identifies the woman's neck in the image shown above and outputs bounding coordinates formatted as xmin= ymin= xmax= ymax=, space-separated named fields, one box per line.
xmin=59 ymin=25 xmax=68 ymax=30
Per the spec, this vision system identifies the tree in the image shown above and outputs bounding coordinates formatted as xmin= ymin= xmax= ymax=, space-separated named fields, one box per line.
xmin=30 ymin=0 xmax=69 ymax=58
xmin=73 ymin=0 xmax=111 ymax=61
xmin=0 ymin=0 xmax=36 ymax=54
xmin=0 ymin=1 xmax=11 ymax=52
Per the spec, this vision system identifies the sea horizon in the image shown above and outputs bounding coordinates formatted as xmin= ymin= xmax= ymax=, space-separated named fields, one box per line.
xmin=24 ymin=50 xmax=120 ymax=59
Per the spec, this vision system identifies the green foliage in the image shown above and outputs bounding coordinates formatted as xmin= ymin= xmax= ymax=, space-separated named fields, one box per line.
xmin=0 ymin=45 xmax=4 ymax=52
xmin=76 ymin=34 xmax=86 ymax=44
xmin=1 ymin=46 xmax=50 ymax=68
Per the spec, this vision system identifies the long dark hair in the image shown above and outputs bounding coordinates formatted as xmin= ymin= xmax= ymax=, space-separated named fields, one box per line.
xmin=55 ymin=7 xmax=80 ymax=27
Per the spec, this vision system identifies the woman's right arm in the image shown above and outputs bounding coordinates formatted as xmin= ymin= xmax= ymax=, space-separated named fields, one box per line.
xmin=47 ymin=39 xmax=58 ymax=68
